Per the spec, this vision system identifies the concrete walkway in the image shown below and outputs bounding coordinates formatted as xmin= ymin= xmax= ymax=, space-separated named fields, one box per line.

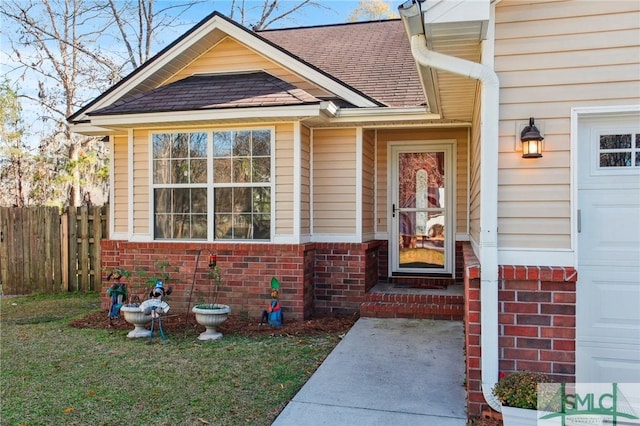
xmin=272 ymin=317 xmax=467 ymax=426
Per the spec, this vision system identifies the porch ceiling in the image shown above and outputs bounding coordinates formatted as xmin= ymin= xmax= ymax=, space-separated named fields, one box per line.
xmin=421 ymin=21 xmax=484 ymax=123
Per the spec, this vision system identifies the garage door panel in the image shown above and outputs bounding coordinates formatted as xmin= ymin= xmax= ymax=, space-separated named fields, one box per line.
xmin=577 ymin=112 xmax=640 ymax=384
xmin=576 ymin=342 xmax=640 ymax=383
xmin=579 ymin=191 xmax=640 ymax=266
xmin=578 ymin=268 xmax=640 ymax=344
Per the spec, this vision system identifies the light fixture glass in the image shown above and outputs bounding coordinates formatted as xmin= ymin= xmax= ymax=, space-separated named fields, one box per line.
xmin=520 ymin=117 xmax=543 ymax=159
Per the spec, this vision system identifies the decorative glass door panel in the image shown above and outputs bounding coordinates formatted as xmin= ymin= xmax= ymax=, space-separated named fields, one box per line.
xmin=392 ymin=147 xmax=451 ymax=274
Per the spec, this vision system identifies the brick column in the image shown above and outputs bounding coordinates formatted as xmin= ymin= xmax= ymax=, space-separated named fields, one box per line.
xmin=462 ymin=243 xmax=578 ymax=417
xmin=313 ymin=241 xmax=383 ymax=315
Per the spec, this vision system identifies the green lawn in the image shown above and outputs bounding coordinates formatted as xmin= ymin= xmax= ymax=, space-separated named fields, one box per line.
xmin=0 ymin=293 xmax=341 ymax=426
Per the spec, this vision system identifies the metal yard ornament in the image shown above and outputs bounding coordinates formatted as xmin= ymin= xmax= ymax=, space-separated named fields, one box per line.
xmin=139 ymin=281 xmax=172 ymax=343
xmin=260 ymin=277 xmax=283 ymax=327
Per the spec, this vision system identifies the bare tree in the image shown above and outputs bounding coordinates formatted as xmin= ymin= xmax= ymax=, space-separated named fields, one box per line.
xmin=0 ymin=0 xmax=124 ymax=207
xmin=228 ymin=0 xmax=326 ymax=30
xmin=0 ymin=0 xmax=202 ymax=207
xmin=0 ymin=0 xmax=332 ymax=207
xmin=104 ymin=0 xmax=327 ymax=71
xmin=348 ymin=0 xmax=398 ymax=22
xmin=105 ymin=0 xmax=204 ymax=70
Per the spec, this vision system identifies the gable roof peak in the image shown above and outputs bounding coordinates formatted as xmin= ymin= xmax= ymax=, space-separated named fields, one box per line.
xmin=69 ymin=11 xmax=419 ymax=124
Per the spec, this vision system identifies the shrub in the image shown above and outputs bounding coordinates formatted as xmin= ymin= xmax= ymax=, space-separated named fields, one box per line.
xmin=492 ymin=371 xmax=551 ymax=410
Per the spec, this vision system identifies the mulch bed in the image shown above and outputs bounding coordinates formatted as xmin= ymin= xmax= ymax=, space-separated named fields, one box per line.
xmin=69 ymin=309 xmax=360 ymax=337
xmin=472 ymin=411 xmax=503 ymax=426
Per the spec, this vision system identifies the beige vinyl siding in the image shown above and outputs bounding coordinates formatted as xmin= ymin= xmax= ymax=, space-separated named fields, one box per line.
xmin=313 ymin=128 xmax=357 ymax=234
xmin=300 ymin=124 xmax=311 ymax=235
xmin=109 ymin=29 xmax=230 ymax=99
xmin=165 ymin=37 xmax=331 ymax=98
xmin=469 ymin=87 xmax=482 ymax=245
xmin=112 ymin=135 xmax=129 ymax=234
xmin=132 ymin=130 xmax=150 ymax=235
xmin=362 ymin=130 xmax=375 ymax=236
xmin=275 ymin=123 xmax=294 ymax=236
xmin=376 ymin=128 xmax=469 ymax=236
xmin=375 ymin=131 xmax=388 ymax=235
xmin=495 ymin=0 xmax=640 ymax=250
xmin=456 ymin=127 xmax=470 ymax=237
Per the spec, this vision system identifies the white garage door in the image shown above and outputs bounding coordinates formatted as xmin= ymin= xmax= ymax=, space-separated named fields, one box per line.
xmin=577 ymin=112 xmax=640 ymax=383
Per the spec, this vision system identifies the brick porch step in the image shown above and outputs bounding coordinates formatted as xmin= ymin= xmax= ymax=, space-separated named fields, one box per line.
xmin=360 ymin=283 xmax=464 ymax=320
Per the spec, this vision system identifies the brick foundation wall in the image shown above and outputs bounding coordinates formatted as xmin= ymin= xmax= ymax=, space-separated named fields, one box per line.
xmin=455 ymin=241 xmax=464 ymax=284
xmin=102 ymin=240 xmax=382 ymax=320
xmin=378 ymin=242 xmax=388 ymax=281
xmin=365 ymin=245 xmax=380 ymax=293
xmin=462 ymin=243 xmax=578 ymax=417
xmin=102 ymin=241 xmax=310 ymax=319
xmin=313 ymin=241 xmax=383 ymax=315
xmin=303 ymin=247 xmax=316 ymax=317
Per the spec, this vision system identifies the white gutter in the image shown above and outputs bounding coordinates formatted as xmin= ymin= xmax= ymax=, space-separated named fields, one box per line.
xmin=82 ymin=102 xmax=337 ymax=130
xmin=68 ymin=122 xmax=119 ymax=136
xmin=336 ymin=106 xmax=431 ymax=117
xmin=399 ymin=0 xmax=501 ymax=411
xmin=332 ymin=106 xmax=440 ymax=123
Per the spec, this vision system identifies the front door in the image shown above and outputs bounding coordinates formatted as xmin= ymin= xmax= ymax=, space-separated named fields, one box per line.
xmin=390 ymin=143 xmax=453 ymax=275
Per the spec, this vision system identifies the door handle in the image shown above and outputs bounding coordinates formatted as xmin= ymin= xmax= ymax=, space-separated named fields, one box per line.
xmin=577 ymin=209 xmax=581 ymax=233
xmin=392 ymin=203 xmax=396 ymax=218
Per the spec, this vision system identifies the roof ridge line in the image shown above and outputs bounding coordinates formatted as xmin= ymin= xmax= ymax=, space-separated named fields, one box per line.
xmin=257 ymin=18 xmax=401 ymax=33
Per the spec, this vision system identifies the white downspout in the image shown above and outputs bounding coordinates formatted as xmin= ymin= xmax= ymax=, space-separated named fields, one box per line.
xmin=399 ymin=0 xmax=501 ymax=411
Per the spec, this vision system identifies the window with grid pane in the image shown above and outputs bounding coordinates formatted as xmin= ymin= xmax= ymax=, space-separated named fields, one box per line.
xmin=153 ymin=132 xmax=208 ymax=239
xmin=151 ymin=129 xmax=272 ymax=241
xmin=213 ymin=130 xmax=271 ymax=240
xmin=598 ymin=133 xmax=640 ymax=168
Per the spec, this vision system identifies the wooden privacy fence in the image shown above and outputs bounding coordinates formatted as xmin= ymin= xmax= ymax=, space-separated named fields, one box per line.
xmin=0 ymin=206 xmax=108 ymax=295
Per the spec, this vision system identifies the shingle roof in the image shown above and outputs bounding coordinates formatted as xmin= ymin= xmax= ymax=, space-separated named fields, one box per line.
xmin=259 ymin=19 xmax=424 ymax=108
xmin=80 ymin=17 xmax=424 ymax=119
xmin=89 ymin=72 xmax=321 ymax=116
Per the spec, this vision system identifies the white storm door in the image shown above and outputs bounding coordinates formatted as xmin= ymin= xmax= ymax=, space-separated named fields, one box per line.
xmin=390 ymin=144 xmax=453 ymax=275
xmin=576 ymin=112 xmax=640 ymax=384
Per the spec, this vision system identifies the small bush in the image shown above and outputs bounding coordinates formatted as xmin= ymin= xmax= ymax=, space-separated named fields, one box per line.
xmin=492 ymin=371 xmax=551 ymax=410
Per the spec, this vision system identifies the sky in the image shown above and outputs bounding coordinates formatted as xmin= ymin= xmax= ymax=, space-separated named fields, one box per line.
xmin=176 ymin=0 xmax=369 ymax=28
xmin=152 ymin=1 xmax=380 ymax=49
xmin=154 ymin=0 xmax=384 ymax=47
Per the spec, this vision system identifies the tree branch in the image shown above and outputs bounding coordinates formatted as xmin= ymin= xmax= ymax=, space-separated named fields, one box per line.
xmin=108 ymin=0 xmax=138 ymax=69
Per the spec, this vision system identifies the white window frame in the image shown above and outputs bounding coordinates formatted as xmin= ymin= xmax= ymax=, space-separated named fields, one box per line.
xmin=149 ymin=127 xmax=275 ymax=243
xmin=592 ymin=127 xmax=640 ymax=175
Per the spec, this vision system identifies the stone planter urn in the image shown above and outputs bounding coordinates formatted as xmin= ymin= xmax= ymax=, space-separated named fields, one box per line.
xmin=192 ymin=304 xmax=231 ymax=340
xmin=121 ymin=305 xmax=152 ymax=338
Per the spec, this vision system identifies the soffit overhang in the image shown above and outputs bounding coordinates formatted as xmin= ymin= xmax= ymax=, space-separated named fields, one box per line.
xmin=416 ymin=0 xmax=490 ymax=122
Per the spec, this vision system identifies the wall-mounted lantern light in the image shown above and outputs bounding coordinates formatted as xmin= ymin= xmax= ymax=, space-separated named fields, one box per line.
xmin=520 ymin=117 xmax=544 ymax=159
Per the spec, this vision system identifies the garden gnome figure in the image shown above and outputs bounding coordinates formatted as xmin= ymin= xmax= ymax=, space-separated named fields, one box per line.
xmin=140 ymin=281 xmax=171 ymax=342
xmin=106 ymin=269 xmax=127 ymax=319
xmin=260 ymin=277 xmax=282 ymax=327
